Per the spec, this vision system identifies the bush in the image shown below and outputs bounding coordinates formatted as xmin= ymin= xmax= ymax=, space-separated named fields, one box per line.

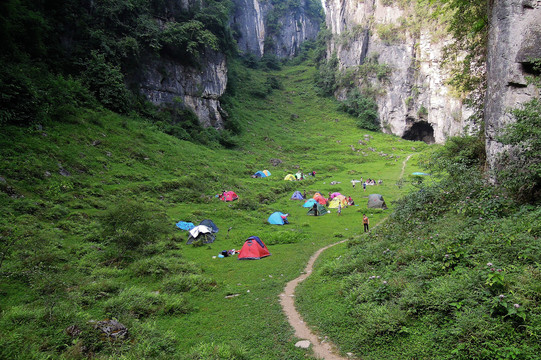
xmin=338 ymin=89 xmax=380 ymax=131
xmin=101 ymin=201 xmax=169 ymax=254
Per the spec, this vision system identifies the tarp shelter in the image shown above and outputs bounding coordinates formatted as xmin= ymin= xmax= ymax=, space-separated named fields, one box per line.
xmin=291 ymin=191 xmax=304 ymax=200
xmin=268 ymin=212 xmax=288 ymax=225
xmin=328 ymin=195 xmax=348 ymax=209
xmin=313 ymin=194 xmax=327 ymax=205
xmin=238 ymin=236 xmax=271 ymax=260
xmin=307 ymin=203 xmax=328 ymax=216
xmin=303 ymin=198 xmax=317 ymax=208
xmin=284 ymin=174 xmax=296 ymax=181
xmin=367 ymin=194 xmax=388 ymax=209
xmin=187 ymin=225 xmax=216 ymax=244
xmin=219 ymin=191 xmax=238 ymax=202
xmin=412 ymin=172 xmax=430 ymax=176
xmin=295 ymin=172 xmax=303 ymax=180
xmin=176 ymin=221 xmax=195 ymax=231
xmin=330 ymin=192 xmax=342 ymax=199
xmin=199 ymin=219 xmax=219 ymax=233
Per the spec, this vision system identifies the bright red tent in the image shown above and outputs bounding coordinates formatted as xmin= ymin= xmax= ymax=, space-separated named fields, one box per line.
xmin=238 ymin=236 xmax=271 ymax=260
xmin=313 ymin=194 xmax=327 ymax=205
xmin=219 ymin=191 xmax=238 ymax=202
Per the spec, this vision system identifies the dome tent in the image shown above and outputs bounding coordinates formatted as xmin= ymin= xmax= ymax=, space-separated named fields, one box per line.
xmin=367 ymin=194 xmax=387 ymax=209
xmin=238 ymin=236 xmax=271 ymax=260
xmin=291 ymin=191 xmax=304 ymax=200
xmin=268 ymin=212 xmax=289 ymax=225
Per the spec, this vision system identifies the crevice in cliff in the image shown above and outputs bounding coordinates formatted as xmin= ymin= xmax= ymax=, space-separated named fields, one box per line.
xmin=359 ymin=28 xmax=370 ymax=65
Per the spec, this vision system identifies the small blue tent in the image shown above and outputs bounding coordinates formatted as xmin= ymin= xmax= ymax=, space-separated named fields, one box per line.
xmin=291 ymin=191 xmax=304 ymax=200
xmin=176 ymin=221 xmax=195 ymax=231
xmin=412 ymin=172 xmax=430 ymax=176
xmin=254 ymin=171 xmax=267 ymax=178
xmin=303 ymin=199 xmax=317 ymax=208
xmin=268 ymin=212 xmax=288 ymax=225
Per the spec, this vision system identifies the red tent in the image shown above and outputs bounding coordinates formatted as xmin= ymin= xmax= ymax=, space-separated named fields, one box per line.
xmin=219 ymin=191 xmax=238 ymax=202
xmin=313 ymin=194 xmax=327 ymax=205
xmin=238 ymin=236 xmax=271 ymax=260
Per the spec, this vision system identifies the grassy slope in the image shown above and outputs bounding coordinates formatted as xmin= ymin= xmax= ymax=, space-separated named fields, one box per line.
xmin=0 ymin=62 xmax=429 ymax=359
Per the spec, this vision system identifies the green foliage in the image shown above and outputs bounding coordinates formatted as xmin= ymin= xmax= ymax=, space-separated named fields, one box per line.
xmin=186 ymin=341 xmax=249 ymax=360
xmin=160 ymin=20 xmax=219 ymax=63
xmin=315 ymin=53 xmax=338 ymax=96
xmin=497 ymin=97 xmax=541 ymax=203
xmin=338 ymin=89 xmax=380 ymax=131
xmin=101 ymin=201 xmax=169 ymax=254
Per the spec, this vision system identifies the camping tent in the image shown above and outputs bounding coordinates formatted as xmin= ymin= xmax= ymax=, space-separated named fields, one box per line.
xmin=330 ymin=192 xmax=342 ymax=199
xmin=284 ymin=174 xmax=296 ymax=181
xmin=412 ymin=172 xmax=430 ymax=176
xmin=219 ymin=191 xmax=238 ymax=202
xmin=307 ymin=203 xmax=328 ymax=216
xmin=328 ymin=195 xmax=348 ymax=209
xmin=303 ymin=198 xmax=317 ymax=208
xmin=238 ymin=236 xmax=271 ymax=260
xmin=176 ymin=221 xmax=195 ymax=231
xmin=254 ymin=170 xmax=272 ymax=178
xmin=268 ymin=212 xmax=288 ymax=225
xmin=367 ymin=194 xmax=388 ymax=209
xmin=187 ymin=225 xmax=216 ymax=244
xmin=313 ymin=193 xmax=327 ymax=205
xmin=291 ymin=191 xmax=304 ymax=200
xmin=199 ymin=219 xmax=219 ymax=233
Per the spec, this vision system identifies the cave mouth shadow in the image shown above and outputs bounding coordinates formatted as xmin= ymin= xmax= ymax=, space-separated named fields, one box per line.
xmin=402 ymin=121 xmax=435 ymax=144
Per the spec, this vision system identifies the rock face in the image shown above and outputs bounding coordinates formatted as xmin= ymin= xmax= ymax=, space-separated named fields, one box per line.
xmin=138 ymin=0 xmax=322 ymax=129
xmin=484 ymin=0 xmax=541 ymax=172
xmin=231 ymin=0 xmax=322 ymax=58
xmin=324 ymin=0 xmax=475 ymax=143
xmin=139 ymin=51 xmax=228 ymax=129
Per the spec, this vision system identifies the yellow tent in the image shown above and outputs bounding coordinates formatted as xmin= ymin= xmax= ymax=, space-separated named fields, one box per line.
xmin=328 ymin=195 xmax=348 ymax=209
xmin=284 ymin=174 xmax=296 ymax=181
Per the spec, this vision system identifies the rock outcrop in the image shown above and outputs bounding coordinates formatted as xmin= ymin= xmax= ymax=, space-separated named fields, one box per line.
xmin=484 ymin=0 xmax=541 ymax=172
xmin=324 ymin=0 xmax=475 ymax=143
xmin=139 ymin=51 xmax=228 ymax=129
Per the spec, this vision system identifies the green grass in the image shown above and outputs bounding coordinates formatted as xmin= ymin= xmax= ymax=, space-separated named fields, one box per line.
xmin=0 ymin=61 xmax=430 ymax=359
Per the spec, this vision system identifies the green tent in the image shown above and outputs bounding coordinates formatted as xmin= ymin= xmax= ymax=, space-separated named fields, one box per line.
xmin=306 ymin=203 xmax=329 ymax=216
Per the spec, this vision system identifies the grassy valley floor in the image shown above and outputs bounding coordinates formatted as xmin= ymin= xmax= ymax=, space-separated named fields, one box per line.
xmin=0 ymin=62 xmax=429 ymax=359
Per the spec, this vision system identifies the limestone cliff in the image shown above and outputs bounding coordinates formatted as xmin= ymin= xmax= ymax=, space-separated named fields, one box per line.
xmin=231 ymin=0 xmax=322 ymax=58
xmin=138 ymin=51 xmax=228 ymax=129
xmin=324 ymin=0 xmax=475 ymax=143
xmin=484 ymin=0 xmax=541 ymax=172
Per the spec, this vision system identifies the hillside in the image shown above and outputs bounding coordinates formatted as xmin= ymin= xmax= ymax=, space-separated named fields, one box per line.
xmin=0 ymin=61 xmax=430 ymax=359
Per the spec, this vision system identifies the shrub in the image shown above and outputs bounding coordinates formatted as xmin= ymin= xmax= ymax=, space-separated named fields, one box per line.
xmin=101 ymin=201 xmax=168 ymax=254
xmin=338 ymin=89 xmax=380 ymax=131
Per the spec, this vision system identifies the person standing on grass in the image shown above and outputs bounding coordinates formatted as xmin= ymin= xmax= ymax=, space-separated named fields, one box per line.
xmin=363 ymin=182 xmax=366 ymax=191
xmin=351 ymin=179 xmax=356 ymax=189
xmin=363 ymin=214 xmax=369 ymax=232
xmin=337 ymin=202 xmax=342 ymax=216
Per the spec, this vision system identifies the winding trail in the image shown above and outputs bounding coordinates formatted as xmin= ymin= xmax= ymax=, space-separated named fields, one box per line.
xmin=279 ymin=154 xmax=415 ymax=359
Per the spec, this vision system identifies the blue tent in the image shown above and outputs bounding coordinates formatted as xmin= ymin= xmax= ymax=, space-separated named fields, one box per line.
xmin=254 ymin=171 xmax=266 ymax=178
xmin=176 ymin=221 xmax=195 ymax=231
xmin=291 ymin=191 xmax=304 ymax=200
xmin=268 ymin=212 xmax=288 ymax=225
xmin=303 ymin=198 xmax=317 ymax=208
xmin=412 ymin=172 xmax=430 ymax=176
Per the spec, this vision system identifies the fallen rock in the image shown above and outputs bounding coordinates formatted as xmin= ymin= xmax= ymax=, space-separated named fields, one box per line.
xmin=295 ymin=340 xmax=311 ymax=349
xmin=91 ymin=319 xmax=128 ymax=340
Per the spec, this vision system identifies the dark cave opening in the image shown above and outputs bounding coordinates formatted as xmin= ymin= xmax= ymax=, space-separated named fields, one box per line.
xmin=402 ymin=121 xmax=435 ymax=144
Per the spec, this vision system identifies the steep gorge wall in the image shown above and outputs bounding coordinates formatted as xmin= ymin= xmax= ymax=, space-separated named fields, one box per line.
xmin=324 ymin=0 xmax=475 ymax=143
xmin=231 ymin=0 xmax=322 ymax=58
xmin=484 ymin=0 xmax=541 ymax=171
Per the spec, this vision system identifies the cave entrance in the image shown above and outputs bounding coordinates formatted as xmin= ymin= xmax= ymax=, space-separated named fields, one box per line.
xmin=402 ymin=121 xmax=435 ymax=144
